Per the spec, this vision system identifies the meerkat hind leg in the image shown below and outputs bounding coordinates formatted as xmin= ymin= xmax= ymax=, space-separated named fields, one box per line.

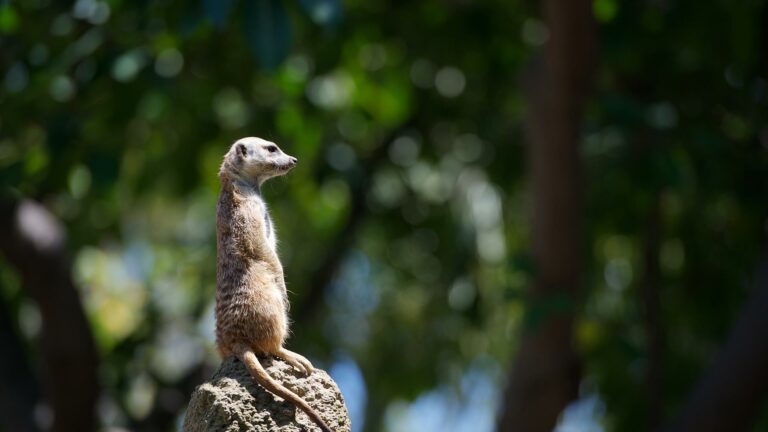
xmin=277 ymin=347 xmax=314 ymax=375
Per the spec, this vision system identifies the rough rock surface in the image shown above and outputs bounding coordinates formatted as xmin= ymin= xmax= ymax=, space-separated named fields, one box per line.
xmin=183 ymin=357 xmax=350 ymax=432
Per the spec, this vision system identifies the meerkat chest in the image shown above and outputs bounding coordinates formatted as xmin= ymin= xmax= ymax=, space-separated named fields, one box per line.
xmin=262 ymin=205 xmax=277 ymax=252
xmin=243 ymin=194 xmax=277 ymax=253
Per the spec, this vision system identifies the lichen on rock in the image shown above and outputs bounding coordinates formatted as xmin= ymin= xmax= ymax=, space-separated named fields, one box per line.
xmin=183 ymin=357 xmax=350 ymax=432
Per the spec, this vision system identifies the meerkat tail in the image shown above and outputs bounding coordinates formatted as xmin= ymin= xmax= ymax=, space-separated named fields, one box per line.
xmin=235 ymin=345 xmax=332 ymax=432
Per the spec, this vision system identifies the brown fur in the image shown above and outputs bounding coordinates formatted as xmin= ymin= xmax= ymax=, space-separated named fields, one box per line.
xmin=215 ymin=138 xmax=332 ymax=432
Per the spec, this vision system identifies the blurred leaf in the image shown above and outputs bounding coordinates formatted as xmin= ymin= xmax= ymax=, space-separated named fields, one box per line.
xmin=203 ymin=0 xmax=236 ymax=29
xmin=24 ymin=144 xmax=48 ymax=177
xmin=0 ymin=5 xmax=19 ymax=33
xmin=298 ymin=0 xmax=343 ymax=27
xmin=243 ymin=0 xmax=292 ymax=71
xmin=593 ymin=0 xmax=618 ymax=23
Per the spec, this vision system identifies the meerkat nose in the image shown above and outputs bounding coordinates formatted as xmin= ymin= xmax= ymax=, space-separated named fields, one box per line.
xmin=289 ymin=157 xmax=298 ymax=166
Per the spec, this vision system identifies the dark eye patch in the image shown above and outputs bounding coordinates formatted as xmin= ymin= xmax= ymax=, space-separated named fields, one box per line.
xmin=266 ymin=145 xmax=278 ymax=153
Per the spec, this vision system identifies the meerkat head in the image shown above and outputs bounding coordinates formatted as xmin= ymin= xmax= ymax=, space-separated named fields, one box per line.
xmin=221 ymin=137 xmax=298 ymax=185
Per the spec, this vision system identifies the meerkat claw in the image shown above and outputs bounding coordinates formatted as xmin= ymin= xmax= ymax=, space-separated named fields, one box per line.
xmin=278 ymin=348 xmax=314 ymax=375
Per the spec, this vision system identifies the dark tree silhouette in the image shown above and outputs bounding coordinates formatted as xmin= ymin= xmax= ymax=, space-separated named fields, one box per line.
xmin=0 ymin=200 xmax=99 ymax=432
xmin=498 ymin=0 xmax=595 ymax=429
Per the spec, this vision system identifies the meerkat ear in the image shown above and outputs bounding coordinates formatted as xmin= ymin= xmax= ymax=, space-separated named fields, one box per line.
xmin=237 ymin=143 xmax=248 ymax=158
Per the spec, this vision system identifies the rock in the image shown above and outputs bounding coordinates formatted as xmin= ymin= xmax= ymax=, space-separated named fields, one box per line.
xmin=183 ymin=357 xmax=351 ymax=432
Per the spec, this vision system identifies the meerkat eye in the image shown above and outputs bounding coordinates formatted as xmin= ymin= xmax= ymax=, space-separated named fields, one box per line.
xmin=265 ymin=145 xmax=278 ymax=153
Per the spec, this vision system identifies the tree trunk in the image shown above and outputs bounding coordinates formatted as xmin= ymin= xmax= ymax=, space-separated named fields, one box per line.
xmin=497 ymin=0 xmax=595 ymax=430
xmin=0 ymin=200 xmax=99 ymax=432
xmin=0 ymin=299 xmax=40 ymax=432
xmin=642 ymin=195 xmax=665 ymax=430
xmin=663 ymin=252 xmax=768 ymax=432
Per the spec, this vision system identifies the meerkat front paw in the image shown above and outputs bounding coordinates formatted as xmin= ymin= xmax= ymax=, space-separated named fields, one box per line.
xmin=277 ymin=348 xmax=315 ymax=375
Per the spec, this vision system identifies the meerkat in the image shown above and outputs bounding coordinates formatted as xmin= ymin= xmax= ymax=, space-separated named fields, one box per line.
xmin=215 ymin=137 xmax=332 ymax=432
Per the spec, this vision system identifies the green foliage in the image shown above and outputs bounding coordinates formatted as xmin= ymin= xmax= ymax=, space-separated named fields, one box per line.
xmin=1 ymin=0 xmax=767 ymax=431
xmin=581 ymin=1 xmax=768 ymax=429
